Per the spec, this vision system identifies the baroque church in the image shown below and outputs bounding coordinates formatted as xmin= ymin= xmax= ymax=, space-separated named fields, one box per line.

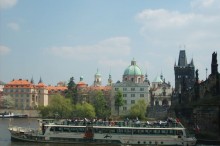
xmin=111 ymin=59 xmax=150 ymax=116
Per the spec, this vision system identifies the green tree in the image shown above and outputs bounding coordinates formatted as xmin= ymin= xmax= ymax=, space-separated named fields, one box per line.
xmin=129 ymin=99 xmax=148 ymax=120
xmin=2 ymin=95 xmax=15 ymax=109
xmin=66 ymin=77 xmax=78 ymax=104
xmin=93 ymin=91 xmax=110 ymax=118
xmin=38 ymin=105 xmax=52 ymax=118
xmin=115 ymin=90 xmax=124 ymax=116
xmin=38 ymin=94 xmax=73 ymax=118
xmin=73 ymin=102 xmax=96 ymax=118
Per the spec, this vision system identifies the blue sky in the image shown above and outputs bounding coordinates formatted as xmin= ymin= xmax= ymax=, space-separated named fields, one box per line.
xmin=0 ymin=0 xmax=220 ymax=86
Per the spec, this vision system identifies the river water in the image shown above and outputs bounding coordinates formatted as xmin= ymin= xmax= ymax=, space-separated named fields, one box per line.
xmin=0 ymin=118 xmax=216 ymax=146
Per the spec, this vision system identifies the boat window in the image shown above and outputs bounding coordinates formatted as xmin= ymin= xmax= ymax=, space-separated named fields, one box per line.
xmin=55 ymin=127 xmax=63 ymax=132
xmin=161 ymin=130 xmax=168 ymax=134
xmin=78 ymin=128 xmax=85 ymax=132
xmin=63 ymin=127 xmax=70 ymax=132
xmin=102 ymin=128 xmax=110 ymax=133
xmin=123 ymin=129 xmax=132 ymax=134
xmin=94 ymin=128 xmax=101 ymax=133
xmin=168 ymin=130 xmax=174 ymax=135
xmin=50 ymin=127 xmax=55 ymax=132
xmin=109 ymin=129 xmax=117 ymax=133
xmin=177 ymin=130 xmax=183 ymax=135
xmin=151 ymin=129 xmax=160 ymax=134
xmin=70 ymin=127 xmax=77 ymax=132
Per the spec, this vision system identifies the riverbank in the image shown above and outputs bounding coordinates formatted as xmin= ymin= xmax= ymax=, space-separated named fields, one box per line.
xmin=0 ymin=109 xmax=40 ymax=118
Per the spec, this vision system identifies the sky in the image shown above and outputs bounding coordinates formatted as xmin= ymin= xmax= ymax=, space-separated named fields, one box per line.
xmin=0 ymin=0 xmax=220 ymax=87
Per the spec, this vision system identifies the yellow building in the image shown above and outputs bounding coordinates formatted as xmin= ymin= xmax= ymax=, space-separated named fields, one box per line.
xmin=3 ymin=79 xmax=48 ymax=109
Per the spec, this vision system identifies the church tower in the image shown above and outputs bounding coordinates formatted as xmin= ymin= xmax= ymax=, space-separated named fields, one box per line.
xmin=107 ymin=73 xmax=113 ymax=86
xmin=94 ymin=69 xmax=102 ymax=86
xmin=211 ymin=52 xmax=218 ymax=75
xmin=174 ymin=50 xmax=195 ymax=93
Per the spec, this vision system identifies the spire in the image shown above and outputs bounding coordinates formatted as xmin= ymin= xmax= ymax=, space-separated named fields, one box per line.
xmin=38 ymin=77 xmax=43 ymax=84
xmin=108 ymin=72 xmax=112 ymax=86
xmin=178 ymin=50 xmax=187 ymax=66
xmin=144 ymin=71 xmax=150 ymax=85
xmin=30 ymin=76 xmax=34 ymax=84
xmin=160 ymin=71 xmax=163 ymax=80
xmin=80 ymin=76 xmax=83 ymax=81
xmin=190 ymin=58 xmax=194 ymax=67
xmin=131 ymin=58 xmax=136 ymax=65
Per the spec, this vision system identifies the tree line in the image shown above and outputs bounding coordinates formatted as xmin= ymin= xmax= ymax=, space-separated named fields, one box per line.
xmin=2 ymin=76 xmax=148 ymax=120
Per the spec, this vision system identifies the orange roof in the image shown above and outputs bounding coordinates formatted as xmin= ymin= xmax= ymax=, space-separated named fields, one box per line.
xmin=36 ymin=82 xmax=47 ymax=88
xmin=4 ymin=79 xmax=34 ymax=88
xmin=89 ymin=86 xmax=112 ymax=91
xmin=47 ymin=86 xmax=67 ymax=91
xmin=7 ymin=79 xmax=31 ymax=85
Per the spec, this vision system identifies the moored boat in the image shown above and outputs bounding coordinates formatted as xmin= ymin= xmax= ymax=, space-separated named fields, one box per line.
xmin=8 ymin=118 xmax=197 ymax=146
xmin=0 ymin=112 xmax=28 ymax=118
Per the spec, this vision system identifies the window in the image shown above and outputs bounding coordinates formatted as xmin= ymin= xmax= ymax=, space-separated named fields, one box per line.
xmin=123 ymin=88 xmax=127 ymax=91
xmin=115 ymin=88 xmax=119 ymax=91
xmin=123 ymin=94 xmax=127 ymax=97
xmin=131 ymin=88 xmax=135 ymax=91
xmin=140 ymin=88 xmax=144 ymax=91
xmin=123 ymin=107 xmax=127 ymax=111
xmin=140 ymin=94 xmax=144 ymax=97
xmin=131 ymin=94 xmax=135 ymax=97
xmin=131 ymin=100 xmax=135 ymax=104
xmin=26 ymin=94 xmax=29 ymax=97
xmin=124 ymin=100 xmax=127 ymax=104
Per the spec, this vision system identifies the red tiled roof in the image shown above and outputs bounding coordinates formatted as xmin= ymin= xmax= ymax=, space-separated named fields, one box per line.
xmin=36 ymin=83 xmax=46 ymax=88
xmin=47 ymin=86 xmax=67 ymax=91
xmin=4 ymin=79 xmax=34 ymax=88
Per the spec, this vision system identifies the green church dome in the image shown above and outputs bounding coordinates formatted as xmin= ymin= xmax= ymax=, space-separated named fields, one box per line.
xmin=123 ymin=59 xmax=143 ymax=76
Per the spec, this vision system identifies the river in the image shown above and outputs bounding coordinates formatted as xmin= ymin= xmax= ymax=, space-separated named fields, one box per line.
xmin=0 ymin=118 xmax=216 ymax=146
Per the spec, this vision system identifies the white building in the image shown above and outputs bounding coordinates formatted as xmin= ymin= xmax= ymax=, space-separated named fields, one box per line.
xmin=150 ymin=74 xmax=173 ymax=106
xmin=111 ymin=59 xmax=150 ymax=116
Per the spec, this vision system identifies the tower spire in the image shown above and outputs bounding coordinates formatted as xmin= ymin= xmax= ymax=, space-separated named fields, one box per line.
xmin=38 ymin=77 xmax=42 ymax=84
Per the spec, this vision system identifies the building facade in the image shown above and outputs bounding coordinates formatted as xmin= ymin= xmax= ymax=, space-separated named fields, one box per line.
xmin=111 ymin=59 xmax=150 ymax=116
xmin=3 ymin=79 xmax=48 ymax=109
xmin=174 ymin=50 xmax=195 ymax=93
xmin=150 ymin=74 xmax=172 ymax=106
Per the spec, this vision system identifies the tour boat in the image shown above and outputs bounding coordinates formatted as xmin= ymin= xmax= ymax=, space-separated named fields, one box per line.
xmin=8 ymin=118 xmax=196 ymax=146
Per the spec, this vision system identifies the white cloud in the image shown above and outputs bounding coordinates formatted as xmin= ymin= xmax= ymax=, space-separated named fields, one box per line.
xmin=49 ymin=37 xmax=131 ymax=60
xmin=136 ymin=8 xmax=220 ymax=51
xmin=0 ymin=45 xmax=11 ymax=55
xmin=0 ymin=0 xmax=17 ymax=10
xmin=135 ymin=0 xmax=220 ymax=83
xmin=7 ymin=22 xmax=20 ymax=31
xmin=191 ymin=0 xmax=215 ymax=9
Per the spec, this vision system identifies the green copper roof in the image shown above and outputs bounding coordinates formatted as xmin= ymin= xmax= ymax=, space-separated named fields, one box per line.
xmin=153 ymin=75 xmax=163 ymax=83
xmin=123 ymin=59 xmax=143 ymax=76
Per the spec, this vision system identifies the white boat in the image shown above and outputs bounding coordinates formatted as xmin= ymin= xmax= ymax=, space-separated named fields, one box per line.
xmin=0 ymin=112 xmax=28 ymax=118
xmin=8 ymin=118 xmax=197 ymax=146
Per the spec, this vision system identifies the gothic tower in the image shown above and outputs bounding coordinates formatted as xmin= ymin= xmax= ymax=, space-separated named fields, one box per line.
xmin=211 ymin=52 xmax=218 ymax=75
xmin=174 ymin=50 xmax=195 ymax=93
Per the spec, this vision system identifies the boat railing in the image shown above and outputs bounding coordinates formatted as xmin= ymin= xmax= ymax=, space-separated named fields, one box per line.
xmin=49 ymin=119 xmax=184 ymax=129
